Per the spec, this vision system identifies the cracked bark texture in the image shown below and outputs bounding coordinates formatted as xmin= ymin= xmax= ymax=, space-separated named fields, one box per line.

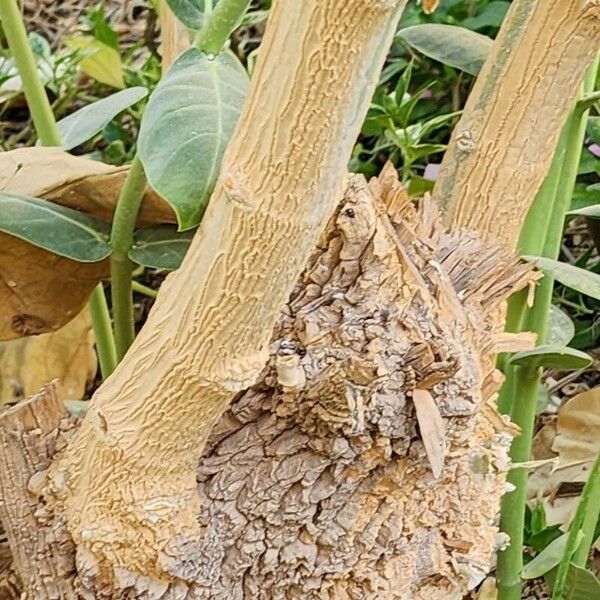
xmin=48 ymin=0 xmax=410 ymax=584
xmin=0 ymin=385 xmax=77 ymax=599
xmin=1 ymin=172 xmax=532 ymax=599
xmin=434 ymin=0 xmax=600 ymax=250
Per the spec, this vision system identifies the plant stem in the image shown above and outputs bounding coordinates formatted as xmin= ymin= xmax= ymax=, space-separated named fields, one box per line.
xmin=88 ymin=286 xmax=118 ymax=377
xmin=497 ymin=57 xmax=598 ymax=600
xmin=0 ymin=0 xmax=61 ymax=146
xmin=553 ymin=448 xmax=600 ymax=599
xmin=1 ymin=0 xmax=117 ymax=378
xmin=110 ymin=156 xmax=147 ymax=360
xmin=497 ymin=365 xmax=543 ymax=600
xmin=132 ymin=280 xmax=158 ymax=299
xmin=194 ymin=0 xmax=250 ymax=54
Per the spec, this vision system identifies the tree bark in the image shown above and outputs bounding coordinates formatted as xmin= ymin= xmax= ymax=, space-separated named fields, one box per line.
xmin=50 ymin=0 xmax=409 ymax=584
xmin=0 ymin=384 xmax=77 ymax=599
xmin=0 ymin=1 xmax=597 ymax=598
xmin=434 ymin=0 xmax=600 ymax=251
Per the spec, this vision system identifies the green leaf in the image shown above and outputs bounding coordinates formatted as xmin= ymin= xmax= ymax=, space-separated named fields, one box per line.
xmin=461 ymin=1 xmax=510 ymax=31
xmin=555 ymin=564 xmax=600 ymax=600
xmin=55 ymin=87 xmax=148 ymax=150
xmin=129 ymin=226 xmax=195 ymax=270
xmin=0 ymin=192 xmax=111 ymax=262
xmin=547 ymin=305 xmax=576 ymax=346
xmin=525 ymin=256 xmax=600 ymax=302
xmin=138 ymin=48 xmax=249 ymax=231
xmin=397 ymin=24 xmax=492 ymax=76
xmin=568 ymin=204 xmax=600 ymax=219
xmin=523 ymin=533 xmax=572 ymax=579
xmin=508 ymin=345 xmax=592 ymax=370
xmin=67 ymin=36 xmax=125 ymax=89
xmin=165 ymin=0 xmax=208 ymax=29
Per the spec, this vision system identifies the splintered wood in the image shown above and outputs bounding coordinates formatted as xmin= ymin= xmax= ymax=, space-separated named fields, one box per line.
xmin=0 ymin=168 xmax=534 ymax=599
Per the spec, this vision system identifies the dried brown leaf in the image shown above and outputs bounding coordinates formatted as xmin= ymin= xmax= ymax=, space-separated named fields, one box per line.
xmin=0 ymin=309 xmax=96 ymax=404
xmin=422 ymin=0 xmax=440 ymax=15
xmin=413 ymin=388 xmax=446 ymax=478
xmin=0 ymin=148 xmax=175 ymax=340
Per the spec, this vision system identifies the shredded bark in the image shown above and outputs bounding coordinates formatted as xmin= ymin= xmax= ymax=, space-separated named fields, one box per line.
xmin=1 ymin=171 xmax=534 ymax=599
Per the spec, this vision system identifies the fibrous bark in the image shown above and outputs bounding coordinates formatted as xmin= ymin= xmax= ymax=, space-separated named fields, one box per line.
xmin=1 ymin=172 xmax=532 ymax=598
xmin=47 ymin=0 xmax=409 ymax=583
xmin=0 ymin=385 xmax=77 ymax=599
xmin=434 ymin=0 xmax=600 ymax=251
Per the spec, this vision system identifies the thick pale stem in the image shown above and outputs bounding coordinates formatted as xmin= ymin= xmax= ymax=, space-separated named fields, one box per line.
xmin=56 ymin=0 xmax=408 ymax=579
xmin=159 ymin=0 xmax=190 ymax=69
xmin=433 ymin=0 xmax=600 ymax=251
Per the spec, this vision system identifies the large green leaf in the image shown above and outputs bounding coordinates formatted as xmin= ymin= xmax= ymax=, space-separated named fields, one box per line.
xmin=547 ymin=564 xmax=600 ymax=600
xmin=397 ymin=25 xmax=492 ymax=76
xmin=525 ymin=256 xmax=600 ymax=302
xmin=166 ymin=0 xmax=215 ymax=29
xmin=56 ymin=87 xmax=148 ymax=150
xmin=547 ymin=305 xmax=576 ymax=346
xmin=0 ymin=193 xmax=111 ymax=262
xmin=129 ymin=226 xmax=195 ymax=270
xmin=138 ymin=48 xmax=248 ymax=231
xmin=508 ymin=345 xmax=592 ymax=371
xmin=568 ymin=204 xmax=600 ymax=219
xmin=522 ymin=533 xmax=573 ymax=580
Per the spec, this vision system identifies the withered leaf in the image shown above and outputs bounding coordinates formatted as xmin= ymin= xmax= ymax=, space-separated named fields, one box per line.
xmin=413 ymin=388 xmax=446 ymax=478
xmin=0 ymin=148 xmax=176 ymax=340
xmin=0 ymin=309 xmax=96 ymax=404
xmin=422 ymin=0 xmax=440 ymax=15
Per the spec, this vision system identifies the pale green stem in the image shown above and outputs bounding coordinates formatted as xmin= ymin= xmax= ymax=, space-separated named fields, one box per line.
xmin=194 ymin=0 xmax=250 ymax=54
xmin=88 ymin=286 xmax=118 ymax=377
xmin=0 ymin=0 xmax=61 ymax=145
xmin=110 ymin=157 xmax=147 ymax=360
xmin=553 ymin=449 xmax=600 ymax=599
xmin=132 ymin=280 xmax=158 ymax=299
xmin=0 ymin=0 xmax=117 ymax=379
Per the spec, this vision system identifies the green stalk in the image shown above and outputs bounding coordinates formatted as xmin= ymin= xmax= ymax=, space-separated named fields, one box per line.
xmin=194 ymin=0 xmax=250 ymax=54
xmin=0 ymin=0 xmax=61 ymax=146
xmin=0 ymin=0 xmax=117 ymax=378
xmin=497 ymin=364 xmax=543 ymax=599
xmin=110 ymin=157 xmax=147 ymax=360
xmin=88 ymin=286 xmax=118 ymax=377
xmin=108 ymin=0 xmax=250 ymax=360
xmin=553 ymin=449 xmax=600 ymax=599
xmin=132 ymin=280 xmax=158 ymax=299
xmin=497 ymin=58 xmax=598 ymax=600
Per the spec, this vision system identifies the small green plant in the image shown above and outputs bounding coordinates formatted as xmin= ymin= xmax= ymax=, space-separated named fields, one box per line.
xmin=0 ymin=0 xmax=251 ymax=369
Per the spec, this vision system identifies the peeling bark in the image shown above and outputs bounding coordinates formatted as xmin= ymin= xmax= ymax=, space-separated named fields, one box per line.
xmin=0 ymin=173 xmax=533 ymax=598
xmin=434 ymin=0 xmax=600 ymax=250
xmin=0 ymin=0 xmax=593 ymax=597
xmin=50 ymin=0 xmax=410 ymax=583
xmin=0 ymin=385 xmax=77 ymax=599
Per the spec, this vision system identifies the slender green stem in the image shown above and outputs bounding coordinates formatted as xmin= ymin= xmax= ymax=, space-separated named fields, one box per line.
xmin=0 ymin=0 xmax=61 ymax=146
xmin=110 ymin=156 xmax=147 ymax=360
xmin=553 ymin=449 xmax=600 ymax=599
xmin=1 ymin=0 xmax=118 ymax=377
xmin=132 ymin=280 xmax=158 ymax=299
xmin=88 ymin=286 xmax=118 ymax=377
xmin=497 ymin=365 xmax=543 ymax=600
xmin=497 ymin=57 xmax=599 ymax=600
xmin=194 ymin=0 xmax=250 ymax=54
